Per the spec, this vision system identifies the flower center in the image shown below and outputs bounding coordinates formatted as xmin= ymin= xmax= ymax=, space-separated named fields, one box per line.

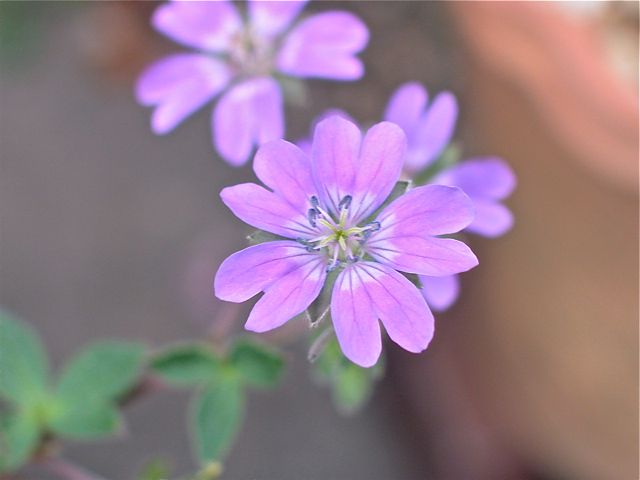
xmin=298 ymin=195 xmax=380 ymax=272
xmin=228 ymin=27 xmax=274 ymax=77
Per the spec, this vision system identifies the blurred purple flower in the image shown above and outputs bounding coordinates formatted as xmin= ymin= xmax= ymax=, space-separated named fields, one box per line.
xmin=214 ymin=116 xmax=478 ymax=367
xmin=383 ymin=82 xmax=458 ymax=173
xmin=136 ymin=0 xmax=368 ymax=166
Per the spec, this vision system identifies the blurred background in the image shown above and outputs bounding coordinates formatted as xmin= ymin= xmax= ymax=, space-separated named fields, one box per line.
xmin=1 ymin=1 xmax=638 ymax=479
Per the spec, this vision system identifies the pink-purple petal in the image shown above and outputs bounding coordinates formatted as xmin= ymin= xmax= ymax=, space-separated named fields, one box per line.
xmin=349 ymin=121 xmax=406 ymax=222
xmin=253 ymin=140 xmax=315 ymax=211
xmin=434 ymin=157 xmax=516 ymax=200
xmin=249 ymin=0 xmax=308 ymax=38
xmin=465 ymin=199 xmax=514 ymax=238
xmin=383 ymin=82 xmax=428 ymax=139
xmin=310 ymin=115 xmax=362 ymax=213
xmin=245 ymin=255 xmax=326 ymax=332
xmin=330 ymin=266 xmax=382 ymax=368
xmin=352 ymin=262 xmax=434 ymax=356
xmin=408 ymin=91 xmax=458 ymax=171
xmin=136 ymin=54 xmax=231 ymax=134
xmin=420 ymin=274 xmax=460 ymax=312
xmin=214 ymin=241 xmax=315 ymax=302
xmin=368 ymin=236 xmax=478 ymax=276
xmin=376 ymin=185 xmax=475 ymax=237
xmin=276 ymin=11 xmax=368 ymax=80
xmin=220 ymin=183 xmax=315 ymax=238
xmin=213 ymin=77 xmax=284 ymax=166
xmin=152 ymin=0 xmax=241 ymax=52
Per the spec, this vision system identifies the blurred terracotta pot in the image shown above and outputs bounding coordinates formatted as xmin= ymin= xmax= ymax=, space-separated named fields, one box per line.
xmin=395 ymin=3 xmax=637 ymax=480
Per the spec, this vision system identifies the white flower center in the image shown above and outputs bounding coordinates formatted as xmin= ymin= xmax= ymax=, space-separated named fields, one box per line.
xmin=228 ymin=27 xmax=274 ymax=77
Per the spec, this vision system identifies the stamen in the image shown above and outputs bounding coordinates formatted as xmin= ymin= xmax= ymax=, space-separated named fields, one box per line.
xmin=307 ymin=208 xmax=318 ymax=228
xmin=310 ymin=196 xmax=320 ymax=207
xmin=367 ymin=220 xmax=381 ymax=232
xmin=338 ymin=195 xmax=352 ymax=210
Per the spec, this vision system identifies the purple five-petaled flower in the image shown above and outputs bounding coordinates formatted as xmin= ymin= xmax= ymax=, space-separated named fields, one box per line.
xmin=214 ymin=116 xmax=478 ymax=367
xmin=384 ymin=82 xmax=516 ymax=311
xmin=135 ymin=0 xmax=368 ymax=167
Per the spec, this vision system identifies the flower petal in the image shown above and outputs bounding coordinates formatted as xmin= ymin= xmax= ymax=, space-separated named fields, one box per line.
xmin=249 ymin=0 xmax=308 ymax=37
xmin=420 ymin=274 xmax=460 ymax=312
xmin=407 ymin=91 xmax=458 ymax=172
xmin=152 ymin=0 xmax=241 ymax=51
xmin=220 ymin=183 xmax=315 ymax=238
xmin=277 ymin=11 xmax=368 ymax=80
xmin=214 ymin=241 xmax=315 ymax=302
xmin=213 ymin=77 xmax=284 ymax=166
xmin=331 ymin=266 xmax=382 ymax=368
xmin=136 ymin=54 xmax=231 ymax=134
xmin=466 ymin=199 xmax=514 ymax=238
xmin=332 ymin=262 xmax=433 ymax=365
xmin=383 ymin=82 xmax=428 ymax=140
xmin=310 ymin=115 xmax=362 ymax=213
xmin=368 ymin=236 xmax=478 ymax=276
xmin=253 ymin=140 xmax=315 ymax=212
xmin=245 ymin=254 xmax=326 ymax=332
xmin=375 ymin=185 xmax=475 ymax=237
xmin=434 ymin=157 xmax=516 ymax=200
xmin=350 ymin=121 xmax=406 ymax=222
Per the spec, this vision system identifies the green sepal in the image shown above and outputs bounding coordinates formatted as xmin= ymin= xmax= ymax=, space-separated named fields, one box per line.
xmin=190 ymin=377 xmax=244 ymax=463
xmin=229 ymin=340 xmax=284 ymax=389
xmin=0 ymin=310 xmax=49 ymax=405
xmin=412 ymin=143 xmax=462 ymax=185
xmin=246 ymin=230 xmax=284 ymax=246
xmin=151 ymin=344 xmax=221 ymax=387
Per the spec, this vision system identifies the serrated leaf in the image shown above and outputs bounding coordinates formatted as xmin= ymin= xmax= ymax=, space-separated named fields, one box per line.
xmin=49 ymin=400 xmax=120 ymax=439
xmin=0 ymin=411 xmax=40 ymax=472
xmin=151 ymin=345 xmax=221 ymax=387
xmin=0 ymin=310 xmax=49 ymax=405
xmin=56 ymin=341 xmax=145 ymax=403
xmin=190 ymin=378 xmax=244 ymax=463
xmin=230 ymin=340 xmax=284 ymax=389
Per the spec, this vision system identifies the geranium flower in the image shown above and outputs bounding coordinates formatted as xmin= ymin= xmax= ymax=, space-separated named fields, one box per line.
xmin=136 ymin=0 xmax=368 ymax=166
xmin=214 ymin=116 xmax=478 ymax=367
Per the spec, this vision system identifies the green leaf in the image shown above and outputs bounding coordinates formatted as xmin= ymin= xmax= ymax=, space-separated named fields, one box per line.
xmin=49 ymin=400 xmax=120 ymax=439
xmin=190 ymin=378 xmax=244 ymax=463
xmin=0 ymin=310 xmax=49 ymax=405
xmin=56 ymin=341 xmax=145 ymax=403
xmin=230 ymin=340 xmax=284 ymax=389
xmin=151 ymin=345 xmax=221 ymax=387
xmin=0 ymin=411 xmax=40 ymax=472
xmin=413 ymin=143 xmax=462 ymax=185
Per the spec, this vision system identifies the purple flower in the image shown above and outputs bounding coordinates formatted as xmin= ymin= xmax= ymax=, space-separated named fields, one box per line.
xmin=383 ymin=82 xmax=458 ymax=173
xmin=214 ymin=116 xmax=478 ymax=367
xmin=136 ymin=0 xmax=369 ymax=166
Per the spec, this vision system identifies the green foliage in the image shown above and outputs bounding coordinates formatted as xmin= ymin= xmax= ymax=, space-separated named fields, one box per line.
xmin=138 ymin=458 xmax=173 ymax=480
xmin=0 ymin=311 xmax=49 ymax=405
xmin=0 ymin=411 xmax=40 ymax=472
xmin=49 ymin=401 xmax=120 ymax=439
xmin=229 ymin=340 xmax=284 ymax=388
xmin=151 ymin=345 xmax=221 ymax=387
xmin=190 ymin=378 xmax=244 ymax=462
xmin=56 ymin=341 xmax=145 ymax=403
xmin=313 ymin=336 xmax=384 ymax=415
xmin=246 ymin=229 xmax=284 ymax=246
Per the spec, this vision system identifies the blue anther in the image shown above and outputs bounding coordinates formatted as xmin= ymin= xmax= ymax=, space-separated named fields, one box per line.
xmin=368 ymin=220 xmax=381 ymax=232
xmin=310 ymin=196 xmax=320 ymax=207
xmin=338 ymin=195 xmax=352 ymax=210
xmin=346 ymin=255 xmax=360 ymax=263
xmin=307 ymin=208 xmax=318 ymax=227
xmin=326 ymin=259 xmax=341 ymax=272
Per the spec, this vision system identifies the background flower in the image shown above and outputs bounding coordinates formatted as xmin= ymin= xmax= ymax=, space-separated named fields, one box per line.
xmin=136 ymin=0 xmax=369 ymax=166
